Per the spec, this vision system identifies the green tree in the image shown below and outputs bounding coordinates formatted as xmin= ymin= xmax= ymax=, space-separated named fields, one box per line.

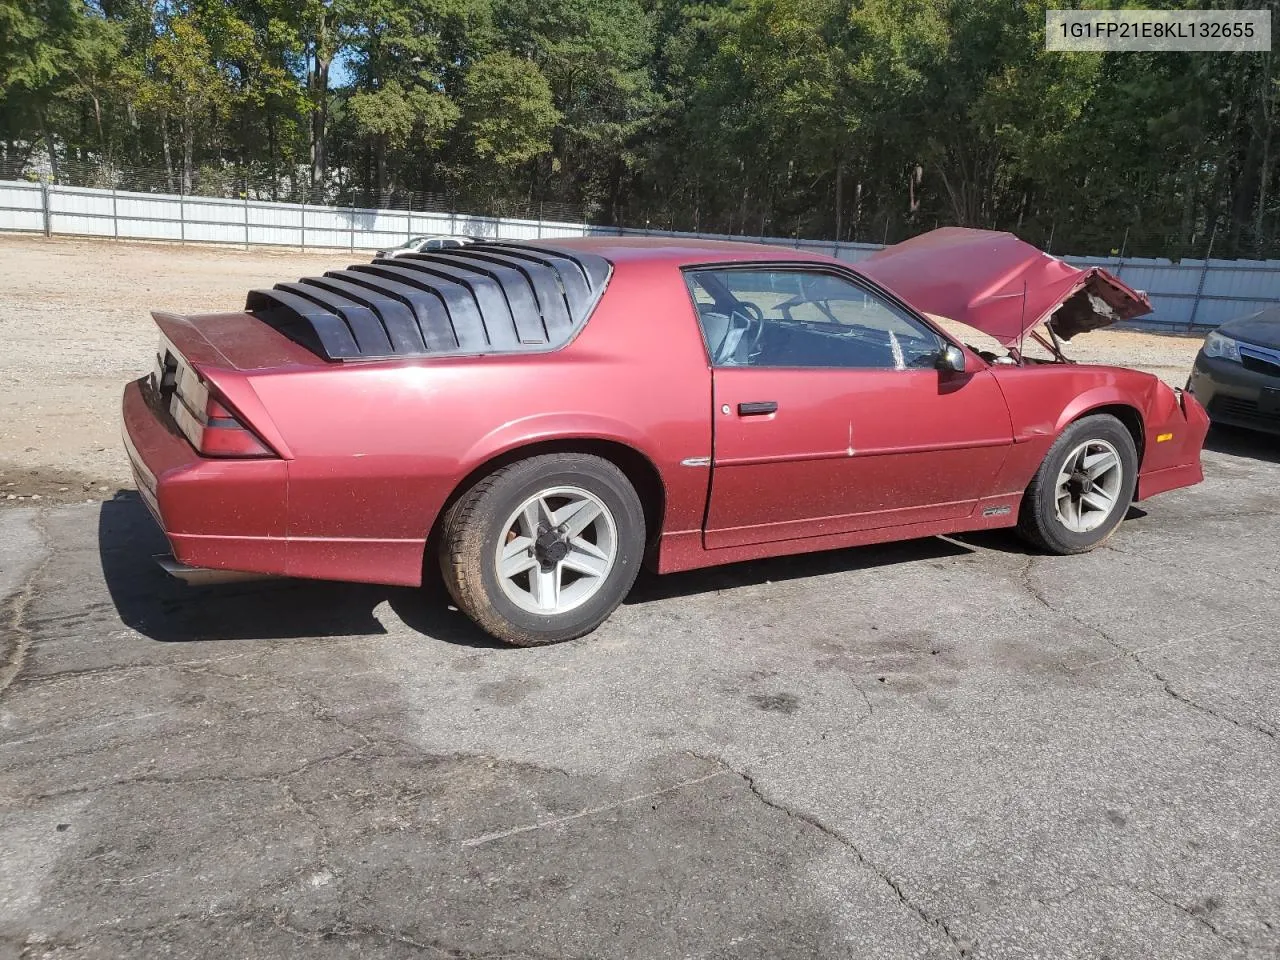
xmin=0 ymin=0 xmax=98 ymax=177
xmin=460 ymin=52 xmax=559 ymax=172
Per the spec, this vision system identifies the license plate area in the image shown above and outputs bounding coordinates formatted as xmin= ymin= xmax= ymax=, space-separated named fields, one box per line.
xmin=151 ymin=337 xmax=179 ymax=400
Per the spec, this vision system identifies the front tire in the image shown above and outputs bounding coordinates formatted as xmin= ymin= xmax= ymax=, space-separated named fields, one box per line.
xmin=439 ymin=454 xmax=646 ymax=646
xmin=1016 ymin=414 xmax=1137 ymax=555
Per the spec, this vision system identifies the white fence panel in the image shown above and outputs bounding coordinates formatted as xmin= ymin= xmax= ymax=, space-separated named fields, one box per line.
xmin=112 ymin=190 xmax=184 ymax=240
xmin=300 ymin=205 xmax=355 ymax=249
xmin=184 ymin=194 xmax=250 ymax=225
xmin=409 ymin=211 xmax=457 ymax=236
xmin=0 ymin=181 xmax=44 ymax=232
xmin=350 ymin=208 xmax=412 ymax=250
xmin=535 ymin=220 xmax=589 ymax=238
xmin=249 ymin=201 xmax=302 ymax=229
xmin=47 ymin=186 xmax=115 ymax=237
xmin=498 ymin=216 xmax=551 ymax=240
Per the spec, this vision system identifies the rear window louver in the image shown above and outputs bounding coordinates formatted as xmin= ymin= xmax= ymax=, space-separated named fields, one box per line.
xmin=244 ymin=242 xmax=612 ymax=361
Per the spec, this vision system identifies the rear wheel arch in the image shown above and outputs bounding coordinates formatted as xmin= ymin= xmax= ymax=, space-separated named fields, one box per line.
xmin=424 ymin=438 xmax=666 ymax=581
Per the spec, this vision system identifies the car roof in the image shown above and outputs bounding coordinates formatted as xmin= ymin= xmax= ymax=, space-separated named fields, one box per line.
xmin=529 ymin=235 xmax=841 ymax=268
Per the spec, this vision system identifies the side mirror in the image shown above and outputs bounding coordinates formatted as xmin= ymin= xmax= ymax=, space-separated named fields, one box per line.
xmin=935 ymin=344 xmax=967 ymax=374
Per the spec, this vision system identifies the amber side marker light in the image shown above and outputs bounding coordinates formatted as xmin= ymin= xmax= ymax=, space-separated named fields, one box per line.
xmin=1156 ymin=432 xmax=1174 ymax=442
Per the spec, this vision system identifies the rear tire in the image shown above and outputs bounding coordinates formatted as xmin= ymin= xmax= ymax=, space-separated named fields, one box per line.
xmin=439 ymin=454 xmax=646 ymax=646
xmin=1016 ymin=414 xmax=1137 ymax=555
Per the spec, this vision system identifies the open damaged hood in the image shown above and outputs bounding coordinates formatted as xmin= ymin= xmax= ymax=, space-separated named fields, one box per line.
xmin=858 ymin=227 xmax=1152 ymax=346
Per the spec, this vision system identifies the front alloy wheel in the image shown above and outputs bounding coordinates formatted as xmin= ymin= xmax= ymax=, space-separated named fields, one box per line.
xmin=1017 ymin=413 xmax=1138 ymax=555
xmin=1053 ymin=439 xmax=1125 ymax=534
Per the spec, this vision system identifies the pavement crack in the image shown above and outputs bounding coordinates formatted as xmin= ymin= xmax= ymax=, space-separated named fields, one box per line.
xmin=0 ymin=517 xmax=52 ymax=704
xmin=1017 ymin=556 xmax=1056 ymax=614
xmin=279 ymin=779 xmax=342 ymax=899
xmin=185 ymin=664 xmax=379 ymax=752
xmin=699 ymin=754 xmax=969 ymax=957
xmin=1021 ymin=557 xmax=1277 ymax=745
xmin=1132 ymin=885 xmax=1250 ymax=948
xmin=270 ymin=913 xmax=568 ymax=958
xmin=1156 ymin=674 xmax=1276 ymax=741
xmin=11 ymin=743 xmax=370 ymax=805
xmin=1030 ymin=885 xmax=1082 ymax=908
xmin=458 ymin=766 xmax=733 ymax=848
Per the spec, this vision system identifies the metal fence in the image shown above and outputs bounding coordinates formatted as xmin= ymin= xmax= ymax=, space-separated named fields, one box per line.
xmin=0 ymin=156 xmax=591 ymax=224
xmin=3 ymin=177 xmax=1278 ymax=333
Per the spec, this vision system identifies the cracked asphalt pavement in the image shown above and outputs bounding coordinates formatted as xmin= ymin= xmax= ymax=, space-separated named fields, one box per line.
xmin=1 ymin=427 xmax=1278 ymax=960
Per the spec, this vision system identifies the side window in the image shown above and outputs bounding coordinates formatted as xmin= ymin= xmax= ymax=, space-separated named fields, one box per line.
xmin=424 ymin=238 xmax=445 ymax=250
xmin=685 ymin=267 xmax=943 ymax=370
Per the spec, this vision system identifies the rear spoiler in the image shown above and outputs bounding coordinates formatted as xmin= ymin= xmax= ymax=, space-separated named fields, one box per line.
xmin=858 ymin=227 xmax=1152 ymax=346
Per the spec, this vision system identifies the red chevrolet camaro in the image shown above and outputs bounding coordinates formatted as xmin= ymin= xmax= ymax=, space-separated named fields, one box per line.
xmin=122 ymin=228 xmax=1208 ymax=645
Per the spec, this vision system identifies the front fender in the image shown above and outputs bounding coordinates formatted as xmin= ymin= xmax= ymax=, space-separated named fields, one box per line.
xmin=1052 ymin=384 xmax=1148 ymax=438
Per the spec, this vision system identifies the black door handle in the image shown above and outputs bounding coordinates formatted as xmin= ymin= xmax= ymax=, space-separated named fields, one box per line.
xmin=738 ymin=401 xmax=778 ymax=416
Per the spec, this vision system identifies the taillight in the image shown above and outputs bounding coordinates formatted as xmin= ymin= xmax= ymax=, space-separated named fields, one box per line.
xmin=167 ymin=369 xmax=275 ymax=459
xmin=198 ymin=397 xmax=274 ymax=458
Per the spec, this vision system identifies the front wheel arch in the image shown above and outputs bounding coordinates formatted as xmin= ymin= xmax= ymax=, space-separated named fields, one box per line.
xmin=1065 ymin=403 xmax=1145 ymax=468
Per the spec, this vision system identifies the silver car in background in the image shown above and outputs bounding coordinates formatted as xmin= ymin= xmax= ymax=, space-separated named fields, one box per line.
xmin=375 ymin=235 xmax=481 ymax=259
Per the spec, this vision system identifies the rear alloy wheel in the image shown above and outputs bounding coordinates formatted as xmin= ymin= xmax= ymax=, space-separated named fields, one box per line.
xmin=495 ymin=486 xmax=619 ymax=616
xmin=1017 ymin=414 xmax=1137 ymax=554
xmin=440 ymin=454 xmax=645 ymax=646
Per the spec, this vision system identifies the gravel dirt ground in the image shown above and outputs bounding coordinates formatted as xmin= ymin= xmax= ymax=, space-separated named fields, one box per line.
xmin=2 ymin=234 xmax=1276 ymax=960
xmin=0 ymin=236 xmax=354 ymax=501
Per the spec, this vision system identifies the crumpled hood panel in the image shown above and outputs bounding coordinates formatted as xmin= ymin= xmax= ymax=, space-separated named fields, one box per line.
xmin=858 ymin=227 xmax=1152 ymax=346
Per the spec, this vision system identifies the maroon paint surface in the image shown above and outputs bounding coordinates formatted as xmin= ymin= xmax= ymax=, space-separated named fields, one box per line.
xmin=122 ymin=237 xmax=1208 ymax=585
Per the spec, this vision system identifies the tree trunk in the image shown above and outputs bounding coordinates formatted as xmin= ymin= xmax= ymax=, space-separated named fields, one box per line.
xmin=161 ymin=114 xmax=175 ymax=192
xmin=37 ymin=105 xmax=59 ymax=182
xmin=90 ymin=93 xmax=107 ymax=163
xmin=181 ymin=108 xmax=194 ymax=194
xmin=375 ymin=135 xmax=387 ymax=202
xmin=309 ymin=32 xmax=332 ymax=198
xmin=1254 ymin=51 xmax=1273 ymax=256
xmin=834 ymin=158 xmax=844 ymax=242
xmin=268 ymin=104 xmax=278 ymax=201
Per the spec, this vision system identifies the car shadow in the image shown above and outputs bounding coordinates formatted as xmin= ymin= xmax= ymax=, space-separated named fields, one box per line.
xmin=624 ymin=536 xmax=973 ymax=604
xmin=1204 ymin=424 xmax=1280 ymax=464
xmin=98 ymin=493 xmax=503 ymax=648
xmin=948 ymin=504 xmax=1148 ymax=555
xmin=102 ymin=491 xmax=1138 ymax=645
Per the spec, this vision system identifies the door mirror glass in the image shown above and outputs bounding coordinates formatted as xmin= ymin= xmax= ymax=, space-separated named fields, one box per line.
xmin=936 ymin=344 xmax=967 ymax=374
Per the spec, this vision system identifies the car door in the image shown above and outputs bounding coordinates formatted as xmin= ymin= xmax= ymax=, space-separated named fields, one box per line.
xmin=687 ymin=265 xmax=1015 ymax=550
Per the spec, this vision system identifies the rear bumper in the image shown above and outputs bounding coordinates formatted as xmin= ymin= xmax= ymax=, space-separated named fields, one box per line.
xmin=1188 ymin=352 xmax=1280 ymax=435
xmin=122 ymin=378 xmax=289 ymax=576
xmin=123 ymin=379 xmax=426 ymax=586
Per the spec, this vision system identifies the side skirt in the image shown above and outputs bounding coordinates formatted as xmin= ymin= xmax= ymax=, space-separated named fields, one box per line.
xmin=654 ymin=494 xmax=1024 ymax=575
